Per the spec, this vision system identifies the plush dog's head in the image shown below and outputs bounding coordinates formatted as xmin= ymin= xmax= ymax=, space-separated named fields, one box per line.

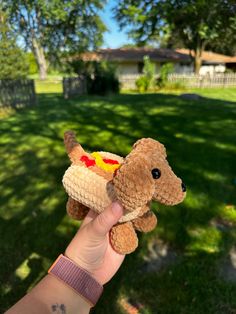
xmin=113 ymin=138 xmax=186 ymax=212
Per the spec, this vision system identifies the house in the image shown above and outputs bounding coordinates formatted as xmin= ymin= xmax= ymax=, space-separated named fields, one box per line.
xmin=79 ymin=48 xmax=191 ymax=77
xmin=176 ymin=49 xmax=236 ymax=75
xmin=78 ymin=48 xmax=236 ymax=78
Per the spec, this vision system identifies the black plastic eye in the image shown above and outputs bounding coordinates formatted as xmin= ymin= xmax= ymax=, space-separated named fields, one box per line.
xmin=152 ymin=168 xmax=161 ymax=179
xmin=181 ymin=182 xmax=187 ymax=192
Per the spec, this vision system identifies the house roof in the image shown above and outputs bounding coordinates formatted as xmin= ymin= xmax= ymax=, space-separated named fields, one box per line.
xmin=176 ymin=49 xmax=236 ymax=64
xmin=77 ymin=48 xmax=236 ymax=64
xmin=79 ymin=48 xmax=191 ymax=63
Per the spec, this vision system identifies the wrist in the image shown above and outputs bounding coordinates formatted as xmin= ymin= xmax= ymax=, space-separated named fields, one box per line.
xmin=65 ymin=248 xmax=103 ymax=285
xmin=48 ymin=254 xmax=103 ymax=307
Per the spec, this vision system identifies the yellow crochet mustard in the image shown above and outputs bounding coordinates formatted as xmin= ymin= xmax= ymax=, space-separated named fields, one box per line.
xmin=91 ymin=152 xmax=120 ymax=173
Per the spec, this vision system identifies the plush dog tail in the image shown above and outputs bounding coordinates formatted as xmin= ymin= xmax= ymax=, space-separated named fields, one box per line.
xmin=64 ymin=131 xmax=86 ymax=164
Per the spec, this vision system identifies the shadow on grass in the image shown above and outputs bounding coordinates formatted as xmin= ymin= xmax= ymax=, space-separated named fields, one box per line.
xmin=0 ymin=92 xmax=236 ymax=313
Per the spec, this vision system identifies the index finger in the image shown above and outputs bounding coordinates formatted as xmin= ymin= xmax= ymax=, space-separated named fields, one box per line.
xmin=80 ymin=209 xmax=98 ymax=227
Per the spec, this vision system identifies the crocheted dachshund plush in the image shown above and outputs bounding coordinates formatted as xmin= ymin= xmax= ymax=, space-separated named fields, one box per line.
xmin=63 ymin=131 xmax=186 ymax=254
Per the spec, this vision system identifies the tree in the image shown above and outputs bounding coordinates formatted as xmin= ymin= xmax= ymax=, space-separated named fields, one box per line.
xmin=205 ymin=17 xmax=236 ymax=56
xmin=0 ymin=10 xmax=28 ymax=79
xmin=114 ymin=1 xmax=236 ymax=74
xmin=3 ymin=0 xmax=106 ymax=79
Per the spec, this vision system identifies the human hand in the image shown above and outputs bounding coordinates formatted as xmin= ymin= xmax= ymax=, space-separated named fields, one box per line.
xmin=65 ymin=202 xmax=125 ymax=285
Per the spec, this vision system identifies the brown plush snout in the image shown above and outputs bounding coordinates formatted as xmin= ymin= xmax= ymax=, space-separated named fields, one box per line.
xmin=152 ymin=166 xmax=186 ymax=206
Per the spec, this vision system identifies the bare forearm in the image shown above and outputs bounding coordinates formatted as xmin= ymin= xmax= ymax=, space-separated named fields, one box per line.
xmin=5 ymin=274 xmax=91 ymax=314
xmin=6 ymin=202 xmax=124 ymax=313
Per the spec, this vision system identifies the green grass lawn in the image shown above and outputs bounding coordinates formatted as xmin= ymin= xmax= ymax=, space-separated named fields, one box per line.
xmin=34 ymin=79 xmax=63 ymax=94
xmin=0 ymin=88 xmax=236 ymax=313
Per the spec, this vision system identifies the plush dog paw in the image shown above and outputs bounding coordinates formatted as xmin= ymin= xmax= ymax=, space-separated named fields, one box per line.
xmin=132 ymin=211 xmax=157 ymax=232
xmin=66 ymin=197 xmax=89 ymax=220
xmin=110 ymin=222 xmax=138 ymax=254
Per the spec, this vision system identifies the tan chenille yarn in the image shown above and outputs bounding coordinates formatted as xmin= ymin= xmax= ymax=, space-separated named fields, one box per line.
xmin=63 ymin=131 xmax=186 ymax=254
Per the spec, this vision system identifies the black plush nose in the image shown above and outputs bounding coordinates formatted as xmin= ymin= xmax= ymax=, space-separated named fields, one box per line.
xmin=181 ymin=182 xmax=186 ymax=192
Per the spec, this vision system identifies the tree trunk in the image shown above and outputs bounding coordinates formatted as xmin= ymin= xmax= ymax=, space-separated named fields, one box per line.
xmin=194 ymin=47 xmax=202 ymax=74
xmin=31 ymin=38 xmax=48 ymax=80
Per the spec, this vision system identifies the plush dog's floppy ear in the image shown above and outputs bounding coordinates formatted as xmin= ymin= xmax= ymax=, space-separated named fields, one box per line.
xmin=113 ymin=155 xmax=155 ymax=212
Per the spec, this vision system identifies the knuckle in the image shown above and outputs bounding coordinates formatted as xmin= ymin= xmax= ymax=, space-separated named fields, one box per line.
xmin=96 ymin=212 xmax=110 ymax=228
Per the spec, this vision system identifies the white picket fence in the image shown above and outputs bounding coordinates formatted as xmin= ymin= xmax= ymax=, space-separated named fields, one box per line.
xmin=168 ymin=73 xmax=236 ymax=88
xmin=119 ymin=73 xmax=236 ymax=89
xmin=119 ymin=74 xmax=139 ymax=90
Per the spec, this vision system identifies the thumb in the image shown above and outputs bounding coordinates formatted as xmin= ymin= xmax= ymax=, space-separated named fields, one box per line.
xmin=90 ymin=202 xmax=123 ymax=237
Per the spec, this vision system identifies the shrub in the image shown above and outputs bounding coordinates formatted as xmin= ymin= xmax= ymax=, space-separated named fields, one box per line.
xmin=87 ymin=61 xmax=119 ymax=95
xmin=135 ymin=76 xmax=149 ymax=92
xmin=143 ymin=55 xmax=155 ymax=87
xmin=66 ymin=60 xmax=119 ymax=95
xmin=26 ymin=52 xmax=38 ymax=75
xmin=135 ymin=56 xmax=156 ymax=92
xmin=157 ymin=63 xmax=174 ymax=88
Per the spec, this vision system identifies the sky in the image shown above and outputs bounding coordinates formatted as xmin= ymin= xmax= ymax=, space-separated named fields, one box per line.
xmin=100 ymin=1 xmax=134 ymax=48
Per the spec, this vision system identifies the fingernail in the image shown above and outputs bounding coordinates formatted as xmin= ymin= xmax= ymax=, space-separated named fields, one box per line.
xmin=111 ymin=202 xmax=123 ymax=215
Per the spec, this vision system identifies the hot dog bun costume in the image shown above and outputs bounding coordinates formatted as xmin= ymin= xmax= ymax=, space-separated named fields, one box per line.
xmin=63 ymin=131 xmax=186 ymax=254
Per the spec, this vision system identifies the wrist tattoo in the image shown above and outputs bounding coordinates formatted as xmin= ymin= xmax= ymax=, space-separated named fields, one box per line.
xmin=51 ymin=303 xmax=66 ymax=313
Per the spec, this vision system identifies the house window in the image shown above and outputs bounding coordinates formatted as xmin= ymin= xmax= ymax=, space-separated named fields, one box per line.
xmin=138 ymin=62 xmax=144 ymax=73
